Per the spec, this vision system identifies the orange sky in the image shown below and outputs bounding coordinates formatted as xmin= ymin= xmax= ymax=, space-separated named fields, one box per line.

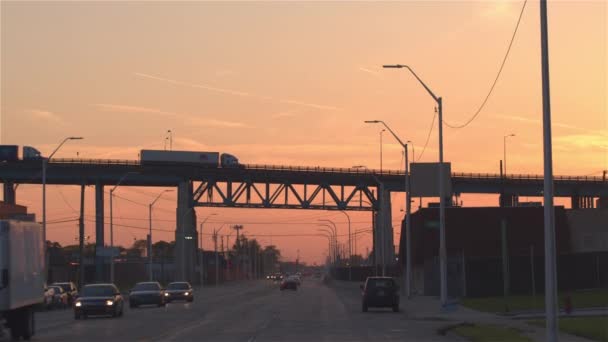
xmin=1 ymin=1 xmax=606 ymax=264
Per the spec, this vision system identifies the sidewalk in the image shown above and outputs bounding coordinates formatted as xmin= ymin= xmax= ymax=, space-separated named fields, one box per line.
xmin=331 ymin=280 xmax=596 ymax=342
xmin=400 ymin=295 xmax=597 ymax=342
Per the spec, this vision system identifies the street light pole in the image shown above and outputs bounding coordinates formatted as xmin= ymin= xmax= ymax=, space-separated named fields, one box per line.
xmin=338 ymin=211 xmax=352 ymax=281
xmin=504 ymin=134 xmax=516 ymax=176
xmin=318 ymin=219 xmax=338 ymax=262
xmin=199 ymin=213 xmax=217 ymax=287
xmin=109 ymin=172 xmax=137 ymax=284
xmin=148 ymin=190 xmax=172 ymax=281
xmin=540 ymin=0 xmax=558 ymax=340
xmin=380 ymin=129 xmax=386 ymax=172
xmin=383 ymin=63 xmax=446 ymax=306
xmin=42 ymin=136 xmax=83 ymax=282
xmin=364 ymin=120 xmax=411 ymax=298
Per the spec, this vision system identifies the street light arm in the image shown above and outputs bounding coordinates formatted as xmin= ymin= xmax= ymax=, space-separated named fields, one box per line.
xmin=151 ymin=189 xmax=172 ymax=206
xmin=402 ymin=65 xmax=439 ymax=102
xmin=378 ymin=121 xmax=407 ymax=148
xmin=48 ymin=136 xmax=84 ymax=160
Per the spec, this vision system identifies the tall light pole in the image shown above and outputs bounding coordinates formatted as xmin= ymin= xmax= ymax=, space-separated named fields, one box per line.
xmin=148 ymin=189 xmax=172 ymax=281
xmin=317 ymin=224 xmax=337 ymax=263
xmin=316 ymin=233 xmax=333 ymax=266
xmin=365 ymin=120 xmax=412 ymax=298
xmin=213 ymin=223 xmax=227 ymax=287
xmin=199 ymin=213 xmax=217 ymax=287
xmin=380 ymin=129 xmax=386 ymax=172
xmin=540 ymin=0 xmax=558 ymax=340
xmin=317 ymin=228 xmax=336 ymax=264
xmin=318 ymin=219 xmax=338 ymax=261
xmin=383 ymin=63 xmax=446 ymax=306
xmin=338 ymin=211 xmax=352 ymax=281
xmin=42 ymin=136 xmax=83 ymax=281
xmin=503 ymin=134 xmax=516 ymax=176
xmin=109 ymin=172 xmax=138 ymax=284
xmin=167 ymin=130 xmax=173 ymax=151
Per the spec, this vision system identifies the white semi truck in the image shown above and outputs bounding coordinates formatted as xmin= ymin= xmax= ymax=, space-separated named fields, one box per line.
xmin=0 ymin=220 xmax=44 ymax=340
xmin=140 ymin=150 xmax=241 ymax=168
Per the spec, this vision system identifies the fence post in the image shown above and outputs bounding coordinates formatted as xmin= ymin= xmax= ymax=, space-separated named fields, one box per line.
xmin=501 ymin=219 xmax=510 ymax=311
xmin=596 ymin=253 xmax=601 ymax=288
xmin=531 ymin=244 xmax=536 ymax=299
xmin=461 ymin=250 xmax=466 ymax=298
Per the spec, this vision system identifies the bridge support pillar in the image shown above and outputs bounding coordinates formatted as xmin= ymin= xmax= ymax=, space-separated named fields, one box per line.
xmin=95 ymin=182 xmax=105 ymax=282
xmin=374 ymin=186 xmax=395 ymax=274
xmin=499 ymin=193 xmax=518 ymax=207
xmin=3 ymin=182 xmax=16 ymax=205
xmin=175 ymin=180 xmax=197 ymax=283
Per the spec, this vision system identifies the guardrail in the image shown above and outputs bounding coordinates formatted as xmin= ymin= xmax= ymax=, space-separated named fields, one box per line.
xmin=52 ymin=158 xmax=140 ymax=165
xmin=46 ymin=159 xmax=605 ymax=182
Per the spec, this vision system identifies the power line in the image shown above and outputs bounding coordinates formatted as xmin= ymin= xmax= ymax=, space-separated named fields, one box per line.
xmin=444 ymin=0 xmax=528 ymax=129
xmin=57 ymin=187 xmax=79 ymax=214
xmin=416 ymin=112 xmax=437 ymax=162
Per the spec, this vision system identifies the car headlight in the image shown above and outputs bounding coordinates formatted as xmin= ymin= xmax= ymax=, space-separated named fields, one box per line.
xmin=106 ymin=300 xmax=114 ymax=306
xmin=164 ymin=293 xmax=169 ymax=297
xmin=184 ymin=292 xmax=189 ymax=296
xmin=75 ymin=302 xmax=82 ymax=307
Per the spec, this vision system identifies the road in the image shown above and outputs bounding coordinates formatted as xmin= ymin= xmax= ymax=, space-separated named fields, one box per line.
xmin=26 ymin=279 xmax=455 ymax=341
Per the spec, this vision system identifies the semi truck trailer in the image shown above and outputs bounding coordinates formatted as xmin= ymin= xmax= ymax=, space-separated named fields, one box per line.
xmin=1 ymin=220 xmax=44 ymax=340
xmin=140 ymin=150 xmax=241 ymax=168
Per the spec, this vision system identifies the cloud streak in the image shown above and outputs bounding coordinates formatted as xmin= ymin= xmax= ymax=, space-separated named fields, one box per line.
xmin=134 ymin=72 xmax=342 ymax=112
xmin=493 ymin=114 xmax=607 ymax=136
xmin=94 ymin=103 xmax=250 ymax=128
xmin=25 ymin=109 xmax=64 ymax=124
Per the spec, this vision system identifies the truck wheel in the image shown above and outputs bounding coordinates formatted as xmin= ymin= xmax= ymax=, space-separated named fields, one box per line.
xmin=22 ymin=309 xmax=34 ymax=340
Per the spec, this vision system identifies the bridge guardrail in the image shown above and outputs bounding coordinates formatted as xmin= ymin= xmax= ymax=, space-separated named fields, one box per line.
xmin=52 ymin=158 xmax=140 ymax=166
xmin=47 ymin=159 xmax=605 ymax=182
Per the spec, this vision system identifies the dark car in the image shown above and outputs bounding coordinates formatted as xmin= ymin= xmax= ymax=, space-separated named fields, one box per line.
xmin=53 ymin=282 xmax=78 ymax=305
xmin=280 ymin=277 xmax=298 ymax=291
xmin=165 ymin=282 xmax=194 ymax=303
xmin=129 ymin=282 xmax=166 ymax=308
xmin=360 ymin=277 xmax=400 ymax=312
xmin=74 ymin=284 xmax=124 ymax=319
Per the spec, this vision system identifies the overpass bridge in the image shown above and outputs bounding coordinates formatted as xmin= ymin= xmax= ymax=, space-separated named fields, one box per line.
xmin=1 ymin=158 xmax=606 ymax=283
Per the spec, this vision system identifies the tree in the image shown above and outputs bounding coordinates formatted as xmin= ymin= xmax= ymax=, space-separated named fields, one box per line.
xmin=126 ymin=239 xmax=148 ymax=258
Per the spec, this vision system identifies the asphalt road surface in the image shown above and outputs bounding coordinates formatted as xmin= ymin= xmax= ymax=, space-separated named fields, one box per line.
xmin=25 ymin=279 xmax=454 ymax=341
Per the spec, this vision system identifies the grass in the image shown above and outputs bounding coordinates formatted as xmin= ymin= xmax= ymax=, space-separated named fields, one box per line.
xmin=462 ymin=289 xmax=608 ymax=313
xmin=528 ymin=316 xmax=608 ymax=342
xmin=450 ymin=323 xmax=532 ymax=342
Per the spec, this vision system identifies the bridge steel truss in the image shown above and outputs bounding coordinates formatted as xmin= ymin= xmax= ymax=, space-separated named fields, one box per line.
xmin=191 ymin=178 xmax=378 ymax=211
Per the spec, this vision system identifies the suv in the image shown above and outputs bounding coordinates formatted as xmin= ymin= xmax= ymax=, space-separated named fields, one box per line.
xmin=52 ymin=282 xmax=78 ymax=305
xmin=360 ymin=277 xmax=400 ymax=312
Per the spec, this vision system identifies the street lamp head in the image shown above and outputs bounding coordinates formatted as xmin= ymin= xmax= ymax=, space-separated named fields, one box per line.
xmin=68 ymin=137 xmax=84 ymax=140
xmin=382 ymin=64 xmax=404 ymax=69
xmin=364 ymin=120 xmax=380 ymax=124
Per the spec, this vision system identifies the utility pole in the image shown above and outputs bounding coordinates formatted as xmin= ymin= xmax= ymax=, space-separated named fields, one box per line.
xmin=214 ymin=230 xmax=219 ymax=287
xmin=232 ymin=225 xmax=243 ymax=279
xmin=540 ymin=0 xmax=558 ymax=340
xmin=78 ymin=184 xmax=85 ymax=289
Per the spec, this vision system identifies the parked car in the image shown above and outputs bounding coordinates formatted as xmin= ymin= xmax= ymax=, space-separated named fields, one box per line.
xmin=52 ymin=282 xmax=78 ymax=305
xmin=280 ymin=277 xmax=298 ymax=291
xmin=165 ymin=282 xmax=193 ymax=303
xmin=360 ymin=277 xmax=400 ymax=312
xmin=47 ymin=285 xmax=68 ymax=309
xmin=43 ymin=287 xmax=55 ymax=310
xmin=74 ymin=284 xmax=124 ymax=319
xmin=128 ymin=282 xmax=166 ymax=308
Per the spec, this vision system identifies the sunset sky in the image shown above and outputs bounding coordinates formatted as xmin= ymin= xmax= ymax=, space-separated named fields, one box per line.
xmin=1 ymin=1 xmax=606 ymax=264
